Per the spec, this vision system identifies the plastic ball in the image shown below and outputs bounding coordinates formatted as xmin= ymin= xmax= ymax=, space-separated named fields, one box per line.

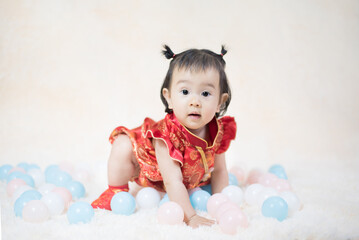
xmin=280 ymin=191 xmax=301 ymax=216
xmin=269 ymin=164 xmax=288 ymax=180
xmin=6 ymin=171 xmax=35 ymax=187
xmin=261 ymin=196 xmax=288 ymax=221
xmin=65 ymin=180 xmax=85 ymax=199
xmin=22 ymin=200 xmax=50 ymax=223
xmin=17 ymin=163 xmax=30 ymax=172
xmin=49 ymin=170 xmax=72 ymax=187
xmin=38 ymin=183 xmax=56 ymax=196
xmin=27 ymin=168 xmax=45 ymax=187
xmin=219 ymin=209 xmax=248 ymax=235
xmin=189 ymin=190 xmax=211 ymax=212
xmin=67 ymin=201 xmax=94 ymax=224
xmin=221 ymin=185 xmax=244 ymax=205
xmin=14 ymin=190 xmax=42 ymax=217
xmin=258 ymin=173 xmax=279 ymax=188
xmin=45 ymin=165 xmax=60 ymax=183
xmin=9 ymin=167 xmax=27 ymax=174
xmin=246 ymin=169 xmax=264 ymax=185
xmin=257 ymin=187 xmax=279 ymax=206
xmin=136 ymin=187 xmax=161 ymax=209
xmin=111 ymin=192 xmax=136 ymax=215
xmin=0 ymin=164 xmax=13 ymax=180
xmin=215 ymin=201 xmax=240 ymax=220
xmin=158 ymin=201 xmax=184 ymax=225
xmin=200 ymin=184 xmax=212 ymax=195
xmin=52 ymin=187 xmax=72 ymax=209
xmin=27 ymin=164 xmax=41 ymax=171
xmin=274 ymin=179 xmax=292 ymax=192
xmin=12 ymin=185 xmax=33 ymax=202
xmin=159 ymin=193 xmax=169 ymax=206
xmin=188 ymin=187 xmax=201 ymax=196
xmin=229 ymin=166 xmax=246 ymax=185
xmin=228 ymin=173 xmax=239 ymax=186
xmin=6 ymin=178 xmax=27 ymax=197
xmin=41 ymin=192 xmax=65 ymax=215
xmin=72 ymin=168 xmax=90 ymax=183
xmin=207 ymin=193 xmax=229 ymax=218
xmin=244 ymin=184 xmax=265 ymax=205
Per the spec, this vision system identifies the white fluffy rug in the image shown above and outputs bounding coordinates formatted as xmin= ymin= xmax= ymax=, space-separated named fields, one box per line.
xmin=1 ymin=158 xmax=359 ymax=240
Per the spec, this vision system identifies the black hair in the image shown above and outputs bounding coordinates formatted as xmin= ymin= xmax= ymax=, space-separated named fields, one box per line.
xmin=160 ymin=45 xmax=231 ymax=118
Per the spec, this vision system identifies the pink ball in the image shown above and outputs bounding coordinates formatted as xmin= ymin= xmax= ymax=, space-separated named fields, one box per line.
xmin=215 ymin=201 xmax=240 ymax=221
xmin=229 ymin=166 xmax=246 ymax=185
xmin=258 ymin=173 xmax=279 ymax=188
xmin=6 ymin=179 xmax=27 ymax=197
xmin=274 ymin=179 xmax=292 ymax=192
xmin=219 ymin=209 xmax=248 ymax=235
xmin=246 ymin=169 xmax=264 ymax=185
xmin=207 ymin=193 xmax=229 ymax=218
xmin=22 ymin=200 xmax=50 ymax=223
xmin=52 ymin=187 xmax=72 ymax=209
xmin=157 ymin=201 xmax=184 ymax=225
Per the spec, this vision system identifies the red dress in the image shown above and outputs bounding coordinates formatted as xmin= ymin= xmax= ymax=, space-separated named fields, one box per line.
xmin=109 ymin=113 xmax=236 ymax=192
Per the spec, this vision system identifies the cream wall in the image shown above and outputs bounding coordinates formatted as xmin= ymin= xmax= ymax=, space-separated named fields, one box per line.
xmin=1 ymin=0 xmax=358 ymax=171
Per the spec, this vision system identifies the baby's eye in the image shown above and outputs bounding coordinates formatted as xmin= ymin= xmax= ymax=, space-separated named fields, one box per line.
xmin=181 ymin=89 xmax=189 ymax=95
xmin=201 ymin=91 xmax=211 ymax=97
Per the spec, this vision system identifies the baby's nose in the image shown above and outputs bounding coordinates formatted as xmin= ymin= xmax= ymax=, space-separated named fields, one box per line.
xmin=189 ymin=96 xmax=201 ymax=107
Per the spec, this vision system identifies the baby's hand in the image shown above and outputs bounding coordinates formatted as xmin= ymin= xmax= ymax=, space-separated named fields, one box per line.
xmin=186 ymin=214 xmax=215 ymax=228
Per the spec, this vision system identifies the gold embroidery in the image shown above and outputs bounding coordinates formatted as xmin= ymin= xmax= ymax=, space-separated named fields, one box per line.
xmin=196 ymin=146 xmax=208 ymax=173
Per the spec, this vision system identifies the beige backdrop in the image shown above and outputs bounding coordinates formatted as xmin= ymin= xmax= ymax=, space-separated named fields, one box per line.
xmin=1 ymin=0 xmax=358 ymax=172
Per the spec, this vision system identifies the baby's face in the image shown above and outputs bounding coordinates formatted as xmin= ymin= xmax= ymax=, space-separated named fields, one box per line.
xmin=163 ymin=67 xmax=225 ymax=136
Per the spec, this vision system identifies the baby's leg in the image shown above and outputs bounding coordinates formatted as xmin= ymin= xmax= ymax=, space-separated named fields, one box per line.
xmin=92 ymin=134 xmax=138 ymax=210
xmin=108 ymin=134 xmax=138 ymax=186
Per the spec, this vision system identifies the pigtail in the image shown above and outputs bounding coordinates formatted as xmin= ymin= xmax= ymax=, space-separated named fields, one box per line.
xmin=162 ymin=45 xmax=176 ymax=59
xmin=220 ymin=45 xmax=227 ymax=57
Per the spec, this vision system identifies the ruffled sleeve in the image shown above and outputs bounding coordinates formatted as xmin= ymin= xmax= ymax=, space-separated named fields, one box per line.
xmin=216 ymin=116 xmax=237 ymax=154
xmin=144 ymin=116 xmax=184 ymax=166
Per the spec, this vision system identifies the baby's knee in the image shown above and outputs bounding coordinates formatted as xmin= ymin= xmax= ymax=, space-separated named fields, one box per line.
xmin=112 ymin=134 xmax=133 ymax=154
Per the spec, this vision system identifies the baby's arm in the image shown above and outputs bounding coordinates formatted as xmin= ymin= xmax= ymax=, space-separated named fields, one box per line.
xmin=211 ymin=153 xmax=229 ymax=194
xmin=153 ymin=139 xmax=215 ymax=228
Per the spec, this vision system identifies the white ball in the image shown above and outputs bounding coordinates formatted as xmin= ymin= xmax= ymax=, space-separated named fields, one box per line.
xmin=27 ymin=169 xmax=45 ymax=187
xmin=280 ymin=191 xmax=301 ymax=216
xmin=244 ymin=184 xmax=265 ymax=205
xmin=136 ymin=187 xmax=161 ymax=209
xmin=38 ymin=183 xmax=56 ymax=196
xmin=12 ymin=185 xmax=33 ymax=202
xmin=41 ymin=192 xmax=65 ymax=215
xmin=221 ymin=185 xmax=244 ymax=205
xmin=257 ymin=187 xmax=278 ymax=206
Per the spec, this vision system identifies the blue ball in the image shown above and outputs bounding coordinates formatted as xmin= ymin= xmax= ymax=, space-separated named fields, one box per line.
xmin=17 ymin=162 xmax=30 ymax=171
xmin=0 ymin=164 xmax=13 ymax=181
xmin=14 ymin=190 xmax=42 ymax=217
xmin=200 ymin=184 xmax=212 ymax=195
xmin=6 ymin=172 xmax=35 ymax=187
xmin=159 ymin=194 xmax=169 ymax=206
xmin=261 ymin=196 xmax=288 ymax=222
xmin=67 ymin=202 xmax=94 ymax=224
xmin=269 ymin=164 xmax=288 ymax=180
xmin=45 ymin=165 xmax=60 ymax=182
xmin=228 ymin=173 xmax=239 ymax=186
xmin=111 ymin=192 xmax=136 ymax=215
xmin=51 ymin=170 xmax=72 ymax=187
xmin=190 ymin=190 xmax=211 ymax=212
xmin=65 ymin=180 xmax=85 ymax=199
xmin=27 ymin=164 xmax=41 ymax=171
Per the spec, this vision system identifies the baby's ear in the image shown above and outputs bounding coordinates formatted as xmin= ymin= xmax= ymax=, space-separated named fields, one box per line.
xmin=217 ymin=93 xmax=229 ymax=113
xmin=162 ymin=88 xmax=173 ymax=109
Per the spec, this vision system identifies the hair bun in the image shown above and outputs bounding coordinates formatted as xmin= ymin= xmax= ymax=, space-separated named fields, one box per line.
xmin=220 ymin=45 xmax=228 ymax=57
xmin=162 ymin=45 xmax=176 ymax=59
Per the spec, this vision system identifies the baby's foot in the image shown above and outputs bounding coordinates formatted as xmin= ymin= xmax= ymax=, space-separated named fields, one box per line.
xmin=91 ymin=185 xmax=129 ymax=210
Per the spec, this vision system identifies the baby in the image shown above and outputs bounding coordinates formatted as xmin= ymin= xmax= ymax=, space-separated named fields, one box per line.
xmin=92 ymin=45 xmax=236 ymax=228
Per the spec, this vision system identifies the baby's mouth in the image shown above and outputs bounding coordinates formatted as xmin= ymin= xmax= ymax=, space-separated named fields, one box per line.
xmin=188 ymin=113 xmax=201 ymax=118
